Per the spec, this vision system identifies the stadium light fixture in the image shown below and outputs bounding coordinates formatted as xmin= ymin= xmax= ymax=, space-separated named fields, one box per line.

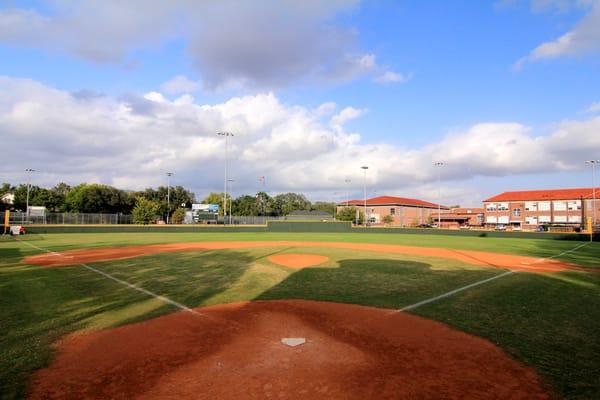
xmin=166 ymin=172 xmax=173 ymax=224
xmin=217 ymin=132 xmax=234 ymax=225
xmin=361 ymin=166 xmax=368 ymax=226
xmin=586 ymin=160 xmax=600 ymax=239
xmin=434 ymin=162 xmax=444 ymax=229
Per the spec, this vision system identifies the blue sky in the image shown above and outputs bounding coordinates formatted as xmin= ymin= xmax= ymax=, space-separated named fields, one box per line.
xmin=1 ymin=0 xmax=599 ymax=206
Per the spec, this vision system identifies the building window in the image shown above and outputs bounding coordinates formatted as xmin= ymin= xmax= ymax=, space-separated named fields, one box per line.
xmin=538 ymin=202 xmax=551 ymax=211
xmin=513 ymin=208 xmax=521 ymax=217
xmin=485 ymin=203 xmax=497 ymax=211
xmin=390 ymin=207 xmax=396 ymax=215
xmin=539 ymin=215 xmax=551 ymax=223
xmin=525 ymin=202 xmax=537 ymax=211
xmin=553 ymin=201 xmax=567 ymax=211
xmin=567 ymin=200 xmax=581 ymax=210
xmin=498 ymin=202 xmax=509 ymax=211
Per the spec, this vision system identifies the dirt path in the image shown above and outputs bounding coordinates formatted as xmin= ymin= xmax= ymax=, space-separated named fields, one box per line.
xmin=24 ymin=240 xmax=586 ymax=272
xmin=28 ymin=300 xmax=550 ymax=400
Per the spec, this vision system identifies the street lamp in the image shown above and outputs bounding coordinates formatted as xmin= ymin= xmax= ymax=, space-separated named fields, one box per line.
xmin=217 ymin=131 xmax=234 ymax=225
xmin=586 ymin=160 xmax=599 ymax=237
xmin=25 ymin=168 xmax=35 ymax=221
xmin=434 ymin=162 xmax=444 ymax=229
xmin=228 ymin=179 xmax=234 ymax=224
xmin=166 ymin=172 xmax=173 ymax=224
xmin=361 ymin=166 xmax=368 ymax=226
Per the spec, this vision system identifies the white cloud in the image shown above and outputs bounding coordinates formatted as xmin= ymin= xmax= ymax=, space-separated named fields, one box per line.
xmin=160 ymin=75 xmax=202 ymax=95
xmin=330 ymin=107 xmax=367 ymax=128
xmin=585 ymin=102 xmax=600 ymax=113
xmin=373 ymin=71 xmax=412 ymax=84
xmin=1 ymin=76 xmax=599 ymax=201
xmin=0 ymin=1 xmax=407 ymax=89
xmin=515 ymin=1 xmax=600 ymax=68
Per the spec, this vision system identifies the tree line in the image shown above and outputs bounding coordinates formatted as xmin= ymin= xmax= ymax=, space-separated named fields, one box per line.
xmin=0 ymin=182 xmax=195 ymax=217
xmin=0 ymin=183 xmax=338 ymax=219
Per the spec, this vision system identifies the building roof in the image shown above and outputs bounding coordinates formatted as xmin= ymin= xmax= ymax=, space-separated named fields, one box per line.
xmin=339 ymin=196 xmax=448 ymax=210
xmin=484 ymin=188 xmax=600 ymax=202
xmin=451 ymin=207 xmax=484 ymax=214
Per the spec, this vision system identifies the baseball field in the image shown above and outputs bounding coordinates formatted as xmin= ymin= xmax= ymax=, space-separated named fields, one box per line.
xmin=1 ymin=230 xmax=599 ymax=399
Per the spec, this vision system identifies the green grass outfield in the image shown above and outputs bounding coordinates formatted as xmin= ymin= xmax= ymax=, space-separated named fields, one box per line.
xmin=1 ymin=232 xmax=599 ymax=399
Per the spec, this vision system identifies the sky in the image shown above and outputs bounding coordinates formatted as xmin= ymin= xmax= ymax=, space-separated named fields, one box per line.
xmin=1 ymin=0 xmax=599 ymax=206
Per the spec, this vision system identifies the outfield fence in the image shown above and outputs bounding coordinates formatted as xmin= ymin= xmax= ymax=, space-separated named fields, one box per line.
xmin=5 ymin=212 xmax=133 ymax=225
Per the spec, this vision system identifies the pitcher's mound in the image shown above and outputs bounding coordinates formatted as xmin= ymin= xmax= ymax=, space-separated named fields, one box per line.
xmin=268 ymin=254 xmax=329 ymax=268
xmin=29 ymin=300 xmax=550 ymax=400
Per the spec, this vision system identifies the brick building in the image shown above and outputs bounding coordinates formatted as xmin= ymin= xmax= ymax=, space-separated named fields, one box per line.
xmin=483 ymin=188 xmax=600 ymax=231
xmin=337 ymin=196 xmax=448 ymax=226
xmin=436 ymin=207 xmax=484 ymax=229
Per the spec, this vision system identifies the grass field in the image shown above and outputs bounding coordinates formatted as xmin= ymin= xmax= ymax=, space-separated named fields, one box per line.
xmin=1 ymin=232 xmax=599 ymax=399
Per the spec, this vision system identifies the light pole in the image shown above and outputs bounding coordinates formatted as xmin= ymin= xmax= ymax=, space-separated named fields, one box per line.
xmin=217 ymin=132 xmax=234 ymax=225
xmin=228 ymin=179 xmax=234 ymax=224
xmin=25 ymin=168 xmax=35 ymax=221
xmin=361 ymin=166 xmax=368 ymax=226
xmin=586 ymin=160 xmax=599 ymax=238
xmin=434 ymin=162 xmax=444 ymax=229
xmin=344 ymin=178 xmax=351 ymax=207
xmin=166 ymin=172 xmax=173 ymax=224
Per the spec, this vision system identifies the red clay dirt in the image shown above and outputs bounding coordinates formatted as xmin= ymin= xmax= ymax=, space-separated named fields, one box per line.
xmin=28 ymin=300 xmax=550 ymax=400
xmin=24 ymin=240 xmax=586 ymax=272
xmin=268 ymin=254 xmax=329 ymax=268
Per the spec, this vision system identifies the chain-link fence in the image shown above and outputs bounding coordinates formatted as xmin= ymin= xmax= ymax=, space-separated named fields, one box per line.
xmin=6 ymin=212 xmax=133 ymax=225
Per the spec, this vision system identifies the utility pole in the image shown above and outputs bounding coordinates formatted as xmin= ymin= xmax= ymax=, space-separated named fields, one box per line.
xmin=434 ymin=162 xmax=444 ymax=228
xmin=217 ymin=132 xmax=234 ymax=225
xmin=166 ymin=172 xmax=173 ymax=224
xmin=345 ymin=178 xmax=351 ymax=207
xmin=361 ymin=166 xmax=368 ymax=226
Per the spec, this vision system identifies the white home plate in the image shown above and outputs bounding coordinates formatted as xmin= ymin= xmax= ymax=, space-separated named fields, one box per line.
xmin=281 ymin=337 xmax=306 ymax=347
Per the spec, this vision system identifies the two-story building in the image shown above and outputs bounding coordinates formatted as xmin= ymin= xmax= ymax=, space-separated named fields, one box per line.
xmin=483 ymin=188 xmax=600 ymax=231
xmin=337 ymin=196 xmax=448 ymax=226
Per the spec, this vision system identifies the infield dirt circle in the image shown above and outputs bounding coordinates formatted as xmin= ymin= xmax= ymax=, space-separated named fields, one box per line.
xmin=29 ymin=300 xmax=550 ymax=399
xmin=267 ymin=253 xmax=329 ymax=268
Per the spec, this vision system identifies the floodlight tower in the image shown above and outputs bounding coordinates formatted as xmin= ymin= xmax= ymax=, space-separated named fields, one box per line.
xmin=344 ymin=178 xmax=351 ymax=207
xmin=434 ymin=162 xmax=444 ymax=229
xmin=361 ymin=166 xmax=368 ymax=226
xmin=166 ymin=172 xmax=173 ymax=224
xmin=228 ymin=179 xmax=234 ymax=224
xmin=25 ymin=168 xmax=35 ymax=220
xmin=217 ymin=132 xmax=234 ymax=224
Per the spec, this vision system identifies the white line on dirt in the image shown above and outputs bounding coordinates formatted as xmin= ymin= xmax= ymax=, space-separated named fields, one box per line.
xmin=17 ymin=239 xmax=202 ymax=316
xmin=397 ymin=271 xmax=516 ymax=312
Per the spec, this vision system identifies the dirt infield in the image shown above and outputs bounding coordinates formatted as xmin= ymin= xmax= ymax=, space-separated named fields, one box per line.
xmin=24 ymin=240 xmax=586 ymax=272
xmin=28 ymin=300 xmax=549 ymax=399
xmin=268 ymin=254 xmax=329 ymax=268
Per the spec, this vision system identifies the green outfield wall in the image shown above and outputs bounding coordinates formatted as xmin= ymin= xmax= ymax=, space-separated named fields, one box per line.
xmin=21 ymin=221 xmax=597 ymax=240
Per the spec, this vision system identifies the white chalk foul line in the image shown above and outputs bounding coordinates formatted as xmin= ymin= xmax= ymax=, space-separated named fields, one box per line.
xmin=525 ymin=242 xmax=590 ymax=265
xmin=18 ymin=239 xmax=202 ymax=316
xmin=397 ymin=270 xmax=516 ymax=312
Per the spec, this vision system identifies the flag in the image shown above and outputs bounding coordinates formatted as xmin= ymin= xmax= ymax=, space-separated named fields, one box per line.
xmin=259 ymin=176 xmax=265 ymax=186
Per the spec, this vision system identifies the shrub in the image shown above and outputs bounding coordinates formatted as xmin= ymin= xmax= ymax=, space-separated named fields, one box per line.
xmin=132 ymin=198 xmax=159 ymax=224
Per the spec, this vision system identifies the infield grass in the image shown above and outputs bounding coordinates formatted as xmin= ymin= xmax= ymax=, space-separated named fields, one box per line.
xmin=1 ymin=232 xmax=599 ymax=399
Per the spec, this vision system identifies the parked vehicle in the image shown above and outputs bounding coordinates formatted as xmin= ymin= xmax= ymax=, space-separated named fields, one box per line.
xmin=495 ymin=224 xmax=507 ymax=231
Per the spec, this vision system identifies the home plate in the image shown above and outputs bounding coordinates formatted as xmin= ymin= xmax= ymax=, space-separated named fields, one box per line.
xmin=281 ymin=337 xmax=306 ymax=347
